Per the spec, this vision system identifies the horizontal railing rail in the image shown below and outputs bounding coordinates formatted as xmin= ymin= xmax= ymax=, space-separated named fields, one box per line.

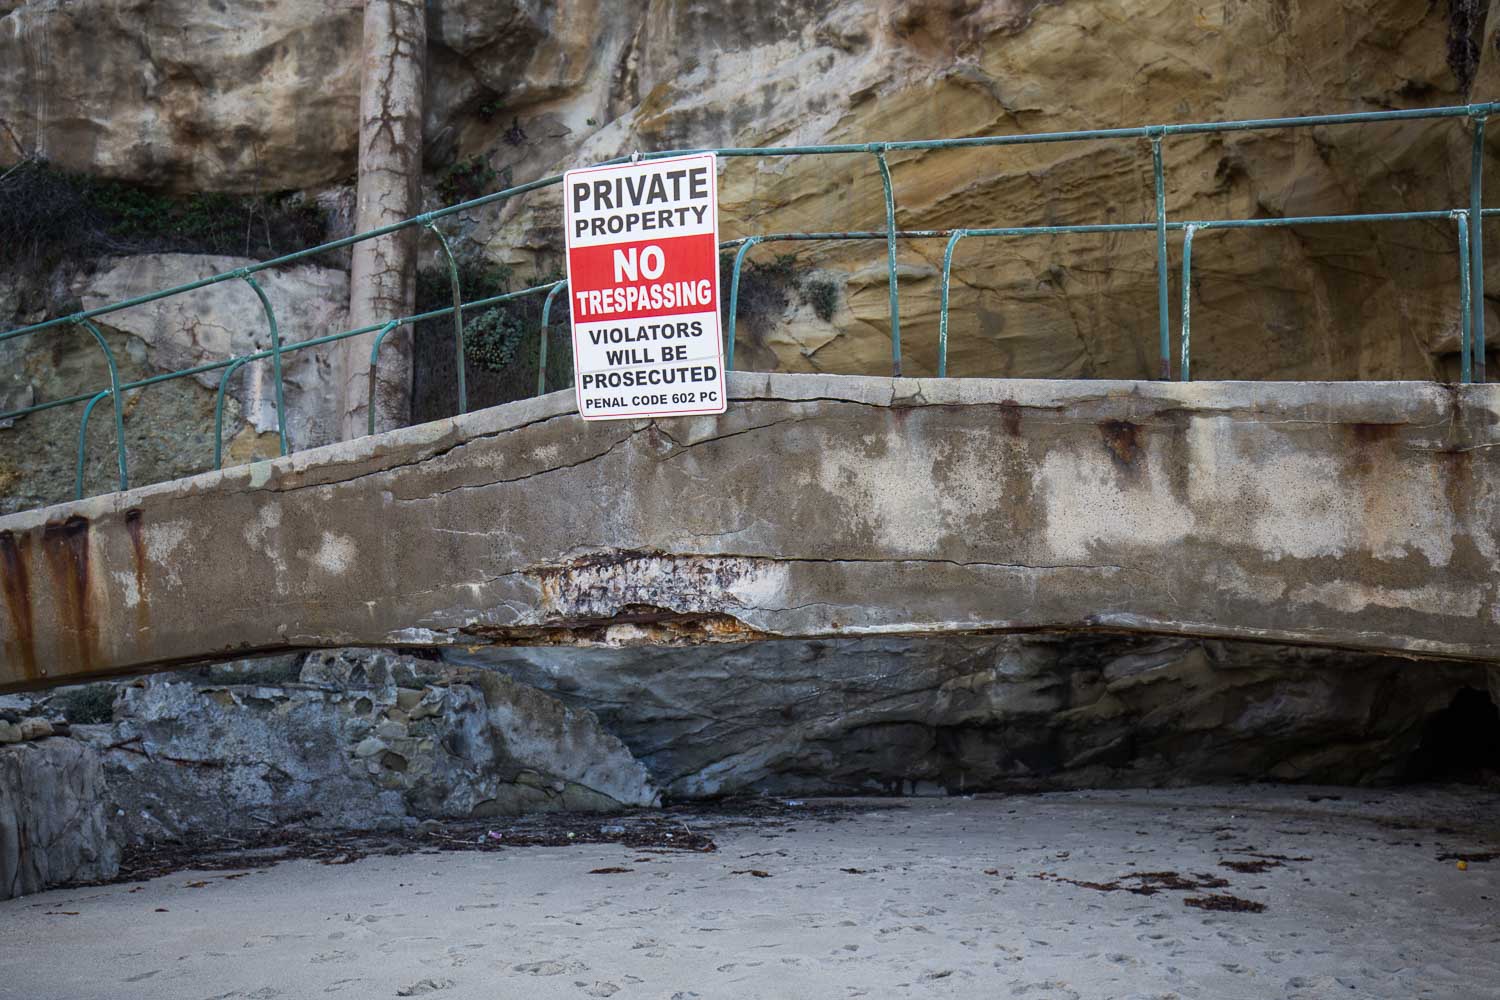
xmin=0 ymin=102 xmax=1494 ymax=505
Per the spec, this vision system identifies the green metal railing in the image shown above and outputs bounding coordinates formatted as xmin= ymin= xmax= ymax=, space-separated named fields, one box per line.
xmin=1 ymin=102 xmax=1494 ymax=505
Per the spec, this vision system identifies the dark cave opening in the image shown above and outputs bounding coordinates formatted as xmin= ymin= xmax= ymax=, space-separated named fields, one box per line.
xmin=1408 ymin=686 xmax=1500 ymax=782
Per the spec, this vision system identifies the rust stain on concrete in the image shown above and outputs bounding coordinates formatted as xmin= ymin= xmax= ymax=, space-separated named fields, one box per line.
xmin=40 ymin=515 xmax=96 ymax=671
xmin=1098 ymin=419 xmax=1142 ymax=469
xmin=999 ymin=399 xmax=1023 ymax=437
xmin=0 ymin=529 xmax=38 ymax=680
xmin=1345 ymin=421 xmax=1402 ymax=479
xmin=1348 ymin=422 xmax=1401 ymax=445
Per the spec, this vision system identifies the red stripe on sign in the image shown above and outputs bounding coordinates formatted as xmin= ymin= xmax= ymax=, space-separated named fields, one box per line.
xmin=567 ymin=233 xmax=719 ymax=322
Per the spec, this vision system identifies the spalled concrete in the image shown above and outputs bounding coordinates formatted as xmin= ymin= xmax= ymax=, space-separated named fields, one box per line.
xmin=1 ymin=373 xmax=1498 ymax=691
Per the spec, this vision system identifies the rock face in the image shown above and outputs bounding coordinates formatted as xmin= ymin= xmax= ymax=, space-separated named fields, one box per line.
xmin=0 ymin=737 xmax=119 ymax=900
xmin=4 ymin=1 xmax=1500 ymax=514
xmin=442 ymin=0 xmax=1500 ymax=385
xmin=86 ymin=650 xmax=657 ymax=844
xmin=79 ymin=254 xmax=350 ymax=456
xmin=0 ymin=0 xmax=362 ymax=192
xmin=0 ymin=634 xmax=1493 ymax=901
xmin=450 ymin=635 xmax=1499 ymax=798
xmin=0 ymin=254 xmax=349 ymax=512
xmin=5 ymin=1 xmax=1499 ymax=394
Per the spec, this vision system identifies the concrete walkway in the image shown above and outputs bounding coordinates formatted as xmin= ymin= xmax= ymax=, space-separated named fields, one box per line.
xmin=7 ymin=375 xmax=1500 ymax=692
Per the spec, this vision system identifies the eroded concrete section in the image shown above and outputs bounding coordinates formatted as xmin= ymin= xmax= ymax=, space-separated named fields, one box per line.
xmin=1 ymin=374 xmax=1497 ymax=691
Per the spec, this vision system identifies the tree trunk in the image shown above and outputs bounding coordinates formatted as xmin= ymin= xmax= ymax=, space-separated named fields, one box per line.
xmin=340 ymin=0 xmax=426 ymax=439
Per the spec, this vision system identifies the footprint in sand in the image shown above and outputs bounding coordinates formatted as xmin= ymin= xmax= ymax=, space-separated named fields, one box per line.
xmin=376 ymin=938 xmax=443 ymax=958
xmin=1011 ymin=983 xmax=1080 ymax=999
xmin=514 ymin=959 xmax=586 ymax=976
xmin=395 ymin=978 xmax=454 ymax=996
xmin=418 ymin=943 xmax=486 ymax=970
xmin=319 ymin=979 xmax=364 ymax=994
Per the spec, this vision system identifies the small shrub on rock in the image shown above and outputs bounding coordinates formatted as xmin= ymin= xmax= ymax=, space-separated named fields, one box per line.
xmin=54 ymin=684 xmax=116 ymax=725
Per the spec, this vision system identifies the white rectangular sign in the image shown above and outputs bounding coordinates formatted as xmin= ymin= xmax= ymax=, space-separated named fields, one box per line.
xmin=563 ymin=152 xmax=727 ymax=421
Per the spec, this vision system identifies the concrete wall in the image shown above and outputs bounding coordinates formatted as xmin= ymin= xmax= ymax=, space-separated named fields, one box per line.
xmin=1 ymin=373 xmax=1497 ymax=692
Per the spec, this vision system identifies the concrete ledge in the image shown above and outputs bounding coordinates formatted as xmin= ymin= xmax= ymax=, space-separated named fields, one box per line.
xmin=2 ymin=374 xmax=1498 ymax=690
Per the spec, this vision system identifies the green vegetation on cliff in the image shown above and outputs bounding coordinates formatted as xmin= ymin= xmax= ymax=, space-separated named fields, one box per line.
xmin=0 ymin=160 xmax=328 ymax=274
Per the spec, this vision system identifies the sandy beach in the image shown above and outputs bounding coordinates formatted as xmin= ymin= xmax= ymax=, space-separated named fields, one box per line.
xmin=1 ymin=786 xmax=1496 ymax=1000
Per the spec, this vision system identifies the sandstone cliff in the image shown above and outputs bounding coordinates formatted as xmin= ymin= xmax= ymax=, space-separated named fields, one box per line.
xmin=5 ymin=3 xmax=1498 ymax=402
xmin=4 ymin=3 xmax=1500 ymax=506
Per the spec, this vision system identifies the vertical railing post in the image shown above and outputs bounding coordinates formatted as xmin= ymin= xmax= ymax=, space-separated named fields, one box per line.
xmin=239 ymin=273 xmax=289 ymax=455
xmin=1179 ymin=224 xmax=1197 ymax=382
xmin=1456 ymin=210 xmax=1473 ymax=384
xmin=538 ymin=280 xmax=567 ymax=397
xmin=1469 ymin=107 xmax=1488 ymax=382
xmin=74 ymin=390 xmax=113 ymax=500
xmin=425 ymin=220 xmax=468 ymax=414
xmin=73 ymin=318 xmax=128 ymax=494
xmin=367 ymin=320 xmax=403 ymax=437
xmin=1149 ymin=127 xmax=1171 ymax=380
xmin=212 ymin=356 xmax=253 ymax=468
xmin=726 ymin=237 xmax=761 ymax=372
xmin=939 ymin=230 xmax=967 ymax=378
xmin=873 ymin=145 xmax=902 ymax=376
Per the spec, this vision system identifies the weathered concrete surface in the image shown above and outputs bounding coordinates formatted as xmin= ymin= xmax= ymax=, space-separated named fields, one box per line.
xmin=0 ymin=373 xmax=1498 ymax=691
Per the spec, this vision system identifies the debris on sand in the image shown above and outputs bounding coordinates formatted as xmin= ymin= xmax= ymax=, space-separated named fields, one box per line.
xmin=1437 ymin=850 xmax=1499 ymax=865
xmin=1184 ymin=893 xmax=1267 ymax=913
xmin=1035 ymin=870 xmax=1229 ymax=896
xmin=731 ymin=869 xmax=773 ymax=878
xmin=63 ymin=799 xmax=892 ymax=889
xmin=588 ymin=867 xmax=635 ymax=875
xmin=1240 ymin=851 xmax=1311 ymax=862
xmin=97 ymin=810 xmax=725 ymax=884
xmin=1219 ymin=858 xmax=1284 ymax=874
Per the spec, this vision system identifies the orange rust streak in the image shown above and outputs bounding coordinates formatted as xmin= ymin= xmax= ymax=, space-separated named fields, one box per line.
xmin=40 ymin=516 xmax=96 ymax=672
xmin=0 ymin=529 xmax=38 ymax=680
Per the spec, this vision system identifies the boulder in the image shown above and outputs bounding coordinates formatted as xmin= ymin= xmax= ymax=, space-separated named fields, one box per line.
xmin=83 ymin=651 xmax=657 ymax=844
xmin=16 ymin=717 xmax=51 ymax=741
xmin=0 ymin=738 xmax=120 ymax=899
